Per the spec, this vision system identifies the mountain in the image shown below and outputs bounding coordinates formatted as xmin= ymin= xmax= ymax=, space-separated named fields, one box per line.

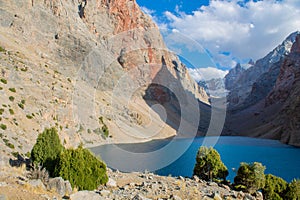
xmin=0 ymin=0 xmax=209 ymax=160
xmin=199 ymin=78 xmax=227 ymax=98
xmin=223 ymin=32 xmax=300 ymax=146
xmin=225 ymin=63 xmax=245 ymax=91
xmin=226 ymin=31 xmax=299 ymax=110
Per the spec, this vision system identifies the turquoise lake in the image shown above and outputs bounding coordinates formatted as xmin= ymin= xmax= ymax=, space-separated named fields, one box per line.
xmin=90 ymin=136 xmax=300 ymax=182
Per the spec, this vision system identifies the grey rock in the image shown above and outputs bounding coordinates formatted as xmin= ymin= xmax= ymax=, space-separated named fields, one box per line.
xmin=170 ymin=194 xmax=182 ymax=200
xmin=213 ymin=193 xmax=222 ymax=200
xmin=28 ymin=179 xmax=46 ymax=190
xmin=106 ymin=178 xmax=117 ymax=187
xmin=48 ymin=177 xmax=66 ymax=197
xmin=70 ymin=191 xmax=103 ymax=200
xmin=100 ymin=189 xmax=110 ymax=197
xmin=132 ymin=194 xmax=151 ymax=200
xmin=192 ymin=175 xmax=199 ymax=182
xmin=0 ymin=194 xmax=6 ymax=200
xmin=64 ymin=180 xmax=72 ymax=196
xmin=244 ymin=193 xmax=255 ymax=200
xmin=0 ymin=182 xmax=7 ymax=187
xmin=208 ymin=181 xmax=218 ymax=187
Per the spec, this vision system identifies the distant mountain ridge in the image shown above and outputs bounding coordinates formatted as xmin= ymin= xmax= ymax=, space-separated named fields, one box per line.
xmin=223 ymin=31 xmax=300 ymax=146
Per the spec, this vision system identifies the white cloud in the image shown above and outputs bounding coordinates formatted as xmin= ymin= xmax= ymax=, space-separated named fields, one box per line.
xmin=164 ymin=0 xmax=300 ymax=68
xmin=188 ymin=67 xmax=228 ymax=82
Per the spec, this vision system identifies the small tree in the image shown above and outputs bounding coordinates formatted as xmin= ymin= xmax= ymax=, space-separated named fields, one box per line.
xmin=285 ymin=179 xmax=300 ymax=200
xmin=31 ymin=127 xmax=64 ymax=176
xmin=54 ymin=145 xmax=108 ymax=190
xmin=193 ymin=146 xmax=228 ymax=182
xmin=234 ymin=162 xmax=266 ymax=194
xmin=262 ymin=174 xmax=288 ymax=200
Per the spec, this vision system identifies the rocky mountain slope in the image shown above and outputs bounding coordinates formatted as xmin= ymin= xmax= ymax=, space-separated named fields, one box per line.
xmin=0 ymin=0 xmax=209 ymax=163
xmin=226 ymin=31 xmax=299 ymax=110
xmin=224 ymin=32 xmax=300 ymax=146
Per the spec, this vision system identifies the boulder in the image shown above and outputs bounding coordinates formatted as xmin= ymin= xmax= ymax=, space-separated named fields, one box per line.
xmin=70 ymin=191 xmax=103 ymax=200
xmin=28 ymin=179 xmax=46 ymax=190
xmin=48 ymin=177 xmax=71 ymax=197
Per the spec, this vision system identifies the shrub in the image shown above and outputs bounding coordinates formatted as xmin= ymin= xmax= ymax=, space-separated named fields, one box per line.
xmin=21 ymin=99 xmax=25 ymax=104
xmin=102 ymin=124 xmax=109 ymax=138
xmin=285 ymin=179 xmax=300 ymax=200
xmin=0 ymin=123 xmax=7 ymax=130
xmin=31 ymin=127 xmax=64 ymax=176
xmin=0 ymin=46 xmax=6 ymax=52
xmin=18 ymin=103 xmax=24 ymax=109
xmin=54 ymin=145 xmax=108 ymax=190
xmin=234 ymin=162 xmax=266 ymax=194
xmin=0 ymin=108 xmax=4 ymax=115
xmin=262 ymin=174 xmax=288 ymax=200
xmin=9 ymin=109 xmax=14 ymax=115
xmin=0 ymin=86 xmax=2 ymax=90
xmin=193 ymin=146 xmax=228 ymax=182
xmin=9 ymin=96 xmax=15 ymax=102
xmin=9 ymin=88 xmax=16 ymax=93
xmin=0 ymin=78 xmax=7 ymax=84
xmin=26 ymin=114 xmax=33 ymax=119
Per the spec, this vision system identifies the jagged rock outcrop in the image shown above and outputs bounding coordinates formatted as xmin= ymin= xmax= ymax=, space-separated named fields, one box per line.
xmin=0 ymin=0 xmax=209 ymax=159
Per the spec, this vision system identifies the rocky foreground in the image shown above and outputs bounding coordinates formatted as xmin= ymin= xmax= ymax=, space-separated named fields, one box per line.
xmin=0 ymin=166 xmax=261 ymax=200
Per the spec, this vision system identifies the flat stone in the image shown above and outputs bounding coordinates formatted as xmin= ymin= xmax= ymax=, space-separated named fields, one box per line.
xmin=70 ymin=191 xmax=103 ymax=200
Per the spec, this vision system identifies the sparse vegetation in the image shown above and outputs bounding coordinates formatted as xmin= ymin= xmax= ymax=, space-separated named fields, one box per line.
xmin=18 ymin=102 xmax=24 ymax=109
xmin=3 ymin=138 xmax=14 ymax=149
xmin=0 ymin=78 xmax=7 ymax=84
xmin=102 ymin=124 xmax=109 ymax=138
xmin=9 ymin=96 xmax=15 ymax=102
xmin=54 ymin=144 xmax=108 ymax=190
xmin=26 ymin=114 xmax=33 ymax=119
xmin=0 ymin=123 xmax=7 ymax=130
xmin=0 ymin=46 xmax=6 ymax=52
xmin=193 ymin=146 xmax=228 ymax=182
xmin=11 ymin=151 xmax=19 ymax=158
xmin=234 ymin=162 xmax=266 ymax=194
xmin=27 ymin=164 xmax=49 ymax=185
xmin=9 ymin=108 xmax=14 ymax=115
xmin=9 ymin=88 xmax=16 ymax=93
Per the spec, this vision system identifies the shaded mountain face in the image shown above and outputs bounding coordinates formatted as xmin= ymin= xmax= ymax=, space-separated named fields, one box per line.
xmin=223 ymin=32 xmax=300 ymax=146
xmin=0 ymin=0 xmax=209 ymax=157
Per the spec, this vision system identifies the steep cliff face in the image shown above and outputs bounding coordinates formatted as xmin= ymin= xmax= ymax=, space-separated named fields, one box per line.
xmin=265 ymin=34 xmax=300 ymax=145
xmin=223 ymin=33 xmax=300 ymax=146
xmin=0 ymin=0 xmax=209 ymax=158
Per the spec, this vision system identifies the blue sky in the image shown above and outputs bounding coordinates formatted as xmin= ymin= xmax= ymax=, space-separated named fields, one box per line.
xmin=136 ymin=0 xmax=300 ymax=81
